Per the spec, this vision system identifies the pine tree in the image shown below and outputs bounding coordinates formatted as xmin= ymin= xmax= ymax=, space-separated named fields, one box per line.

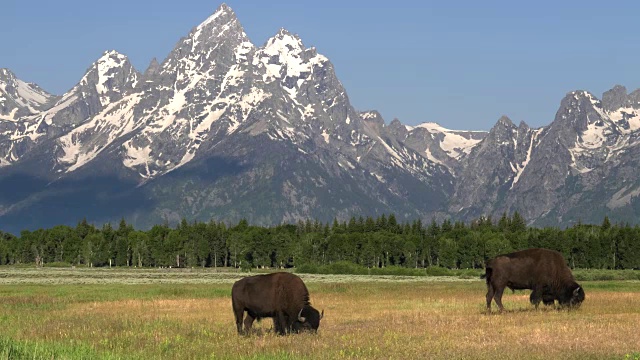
xmin=510 ymin=211 xmax=526 ymax=233
xmin=498 ymin=212 xmax=509 ymax=231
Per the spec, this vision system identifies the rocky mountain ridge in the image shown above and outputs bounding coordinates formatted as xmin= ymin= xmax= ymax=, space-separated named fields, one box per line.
xmin=1 ymin=4 xmax=638 ymax=232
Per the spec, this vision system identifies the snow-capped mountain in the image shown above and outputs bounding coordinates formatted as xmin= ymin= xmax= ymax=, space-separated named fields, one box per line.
xmin=499 ymin=88 xmax=640 ymax=225
xmin=0 ymin=69 xmax=55 ymax=121
xmin=0 ymin=69 xmax=58 ymax=167
xmin=0 ymin=51 xmax=139 ymax=170
xmin=448 ymin=86 xmax=640 ymax=226
xmin=2 ymin=3 xmax=640 ymax=232
xmin=0 ymin=4 xmax=454 ymax=231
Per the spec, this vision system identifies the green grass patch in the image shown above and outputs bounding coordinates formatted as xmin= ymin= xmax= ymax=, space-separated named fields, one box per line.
xmin=573 ymin=269 xmax=640 ymax=281
xmin=0 ymin=336 xmax=118 ymax=360
xmin=296 ymin=262 xmax=484 ymax=278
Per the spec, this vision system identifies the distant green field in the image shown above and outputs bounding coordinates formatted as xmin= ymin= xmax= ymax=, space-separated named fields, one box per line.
xmin=0 ymin=268 xmax=639 ymax=359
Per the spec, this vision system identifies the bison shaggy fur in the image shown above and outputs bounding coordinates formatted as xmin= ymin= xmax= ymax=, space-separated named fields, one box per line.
xmin=484 ymin=248 xmax=585 ymax=312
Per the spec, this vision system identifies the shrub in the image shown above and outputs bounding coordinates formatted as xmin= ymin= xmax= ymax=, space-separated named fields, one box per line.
xmin=297 ymin=262 xmax=482 ymax=277
xmin=425 ymin=266 xmax=453 ymax=276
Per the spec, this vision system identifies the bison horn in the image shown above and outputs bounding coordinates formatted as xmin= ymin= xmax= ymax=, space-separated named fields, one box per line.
xmin=573 ymin=287 xmax=581 ymax=295
xmin=320 ymin=309 xmax=324 ymax=320
xmin=297 ymin=308 xmax=306 ymax=322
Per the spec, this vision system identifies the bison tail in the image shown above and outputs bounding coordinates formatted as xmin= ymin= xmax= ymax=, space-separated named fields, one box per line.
xmin=482 ymin=268 xmax=492 ymax=283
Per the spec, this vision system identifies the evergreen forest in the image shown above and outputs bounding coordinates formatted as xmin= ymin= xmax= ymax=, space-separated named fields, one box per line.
xmin=0 ymin=213 xmax=639 ymax=271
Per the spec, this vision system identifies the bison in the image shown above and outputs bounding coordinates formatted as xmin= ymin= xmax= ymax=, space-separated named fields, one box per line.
xmin=483 ymin=248 xmax=585 ymax=312
xmin=231 ymin=272 xmax=323 ymax=335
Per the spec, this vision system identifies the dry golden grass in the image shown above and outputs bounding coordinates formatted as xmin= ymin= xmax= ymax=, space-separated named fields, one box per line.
xmin=0 ymin=272 xmax=639 ymax=359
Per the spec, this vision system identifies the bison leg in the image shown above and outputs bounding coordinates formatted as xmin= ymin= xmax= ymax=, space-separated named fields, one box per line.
xmin=243 ymin=314 xmax=255 ymax=334
xmin=274 ymin=312 xmax=288 ymax=335
xmin=542 ymin=293 xmax=555 ymax=307
xmin=232 ymin=301 xmax=245 ymax=334
xmin=493 ymin=286 xmax=506 ymax=312
xmin=530 ymin=287 xmax=543 ymax=309
xmin=486 ymin=283 xmax=495 ymax=312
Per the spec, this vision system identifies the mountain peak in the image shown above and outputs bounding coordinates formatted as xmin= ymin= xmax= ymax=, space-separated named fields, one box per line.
xmin=497 ymin=115 xmax=514 ymax=127
xmin=143 ymin=57 xmax=161 ymax=78
xmin=0 ymin=68 xmax=55 ymax=121
xmin=85 ymin=51 xmax=133 ymax=79
xmin=101 ymin=49 xmax=125 ymax=58
xmin=518 ymin=120 xmax=530 ymax=130
xmin=602 ymin=84 xmax=629 ymax=112
xmin=274 ymin=28 xmax=300 ymax=40
xmin=559 ymin=90 xmax=601 ymax=112
xmin=74 ymin=50 xmax=139 ymax=107
xmin=566 ymin=90 xmax=597 ymax=100
xmin=264 ymin=28 xmax=304 ymax=53
xmin=0 ymin=68 xmax=13 ymax=78
xmin=196 ymin=3 xmax=237 ymax=31
xmin=187 ymin=3 xmax=247 ymax=52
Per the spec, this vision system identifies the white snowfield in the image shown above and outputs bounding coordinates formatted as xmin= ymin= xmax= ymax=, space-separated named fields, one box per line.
xmin=408 ymin=122 xmax=484 ymax=160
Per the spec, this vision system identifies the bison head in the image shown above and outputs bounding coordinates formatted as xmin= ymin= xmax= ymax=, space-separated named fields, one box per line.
xmin=292 ymin=306 xmax=323 ymax=333
xmin=558 ymin=282 xmax=585 ymax=308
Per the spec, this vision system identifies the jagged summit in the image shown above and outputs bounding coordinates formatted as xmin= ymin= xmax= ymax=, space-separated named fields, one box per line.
xmin=0 ymin=68 xmax=56 ymax=121
xmin=496 ymin=115 xmax=514 ymax=127
xmin=565 ymin=90 xmax=598 ymax=102
xmin=272 ymin=28 xmax=303 ymax=42
xmin=195 ymin=3 xmax=236 ymax=31
xmin=77 ymin=50 xmax=139 ymax=106
xmin=189 ymin=3 xmax=246 ymax=48
xmin=143 ymin=57 xmax=161 ymax=79
xmin=262 ymin=28 xmax=306 ymax=55
xmin=0 ymin=68 xmax=13 ymax=78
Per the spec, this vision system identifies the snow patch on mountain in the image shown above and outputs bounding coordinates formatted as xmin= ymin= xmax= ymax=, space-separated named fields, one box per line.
xmin=322 ymin=129 xmax=330 ymax=143
xmin=361 ymin=111 xmax=378 ymax=120
xmin=123 ymin=143 xmax=154 ymax=178
xmin=262 ymin=31 xmax=305 ymax=76
xmin=579 ymin=120 xmax=609 ymax=149
xmin=424 ymin=147 xmax=442 ymax=165
xmin=412 ymin=122 xmax=483 ymax=159
xmin=609 ymin=107 xmax=640 ymax=132
xmin=511 ymin=128 xmax=542 ymax=188
xmin=0 ymin=109 xmax=18 ymax=122
xmin=15 ymin=79 xmax=50 ymax=111
xmin=57 ymin=93 xmax=142 ymax=172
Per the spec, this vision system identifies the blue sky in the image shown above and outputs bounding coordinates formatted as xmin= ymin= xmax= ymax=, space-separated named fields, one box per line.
xmin=3 ymin=1 xmax=639 ymax=130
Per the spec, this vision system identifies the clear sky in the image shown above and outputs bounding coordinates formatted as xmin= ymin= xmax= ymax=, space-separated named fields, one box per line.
xmin=3 ymin=0 xmax=640 ymax=130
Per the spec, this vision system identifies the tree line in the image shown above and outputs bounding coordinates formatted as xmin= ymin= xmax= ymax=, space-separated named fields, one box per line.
xmin=0 ymin=213 xmax=639 ymax=270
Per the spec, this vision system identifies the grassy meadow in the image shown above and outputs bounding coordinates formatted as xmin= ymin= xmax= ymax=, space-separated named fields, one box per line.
xmin=0 ymin=268 xmax=638 ymax=359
